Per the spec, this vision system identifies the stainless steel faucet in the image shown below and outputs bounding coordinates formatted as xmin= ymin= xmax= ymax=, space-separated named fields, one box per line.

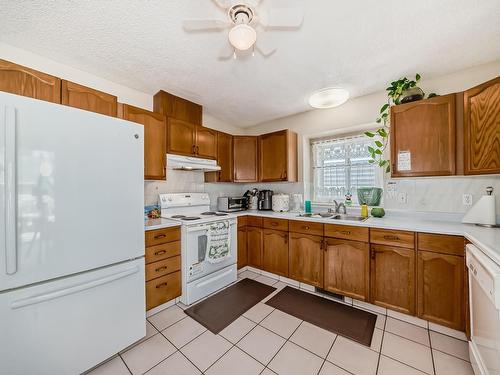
xmin=328 ymin=200 xmax=347 ymax=215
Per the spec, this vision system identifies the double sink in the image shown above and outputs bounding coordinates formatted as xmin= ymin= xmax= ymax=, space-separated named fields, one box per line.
xmin=297 ymin=212 xmax=368 ymax=222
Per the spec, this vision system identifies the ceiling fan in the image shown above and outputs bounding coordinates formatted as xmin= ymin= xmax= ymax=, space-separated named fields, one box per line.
xmin=183 ymin=0 xmax=303 ymax=59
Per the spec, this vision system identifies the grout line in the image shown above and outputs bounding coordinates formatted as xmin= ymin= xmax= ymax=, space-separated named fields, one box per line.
xmin=431 ymin=347 xmax=471 ymax=363
xmin=117 ymin=353 xmax=133 ymax=375
xmin=379 ymin=354 xmax=431 ymax=375
xmin=375 ymin=326 xmax=385 ymax=374
xmin=428 ymin=328 xmax=437 ymax=375
xmin=383 ymin=330 xmax=431 ymax=349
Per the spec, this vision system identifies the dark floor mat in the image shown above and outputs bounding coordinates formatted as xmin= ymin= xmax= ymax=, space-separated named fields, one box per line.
xmin=265 ymin=286 xmax=376 ymax=346
xmin=184 ymin=278 xmax=276 ymax=334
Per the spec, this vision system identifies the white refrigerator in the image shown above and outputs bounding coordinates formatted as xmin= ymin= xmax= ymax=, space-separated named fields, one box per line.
xmin=0 ymin=92 xmax=146 ymax=374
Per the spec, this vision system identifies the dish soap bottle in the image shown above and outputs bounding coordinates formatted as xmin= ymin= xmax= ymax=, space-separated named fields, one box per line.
xmin=361 ymin=204 xmax=369 ymax=218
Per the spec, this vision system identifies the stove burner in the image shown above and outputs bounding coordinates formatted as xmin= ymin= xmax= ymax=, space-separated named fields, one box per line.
xmin=171 ymin=215 xmax=186 ymax=218
xmin=181 ymin=216 xmax=201 ymax=221
xmin=201 ymin=211 xmax=216 ymax=216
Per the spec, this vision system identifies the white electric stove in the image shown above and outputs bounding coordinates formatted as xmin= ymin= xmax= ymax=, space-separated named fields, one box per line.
xmin=159 ymin=193 xmax=238 ymax=305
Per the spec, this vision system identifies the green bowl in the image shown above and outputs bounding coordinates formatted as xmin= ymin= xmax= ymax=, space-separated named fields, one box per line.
xmin=371 ymin=207 xmax=386 ymax=218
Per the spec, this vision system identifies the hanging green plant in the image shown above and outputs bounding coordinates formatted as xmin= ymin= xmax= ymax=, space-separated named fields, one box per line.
xmin=365 ymin=73 xmax=437 ymax=173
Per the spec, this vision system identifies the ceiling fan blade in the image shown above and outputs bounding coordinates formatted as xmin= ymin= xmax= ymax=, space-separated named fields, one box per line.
xmin=183 ymin=19 xmax=231 ymax=31
xmin=259 ymin=8 xmax=304 ymax=29
xmin=218 ymin=43 xmax=235 ymax=61
xmin=211 ymin=0 xmax=232 ymax=9
xmin=255 ymin=33 xmax=277 ymax=57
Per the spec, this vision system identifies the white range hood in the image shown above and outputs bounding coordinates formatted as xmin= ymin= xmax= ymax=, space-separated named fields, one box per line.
xmin=167 ymin=153 xmax=221 ymax=172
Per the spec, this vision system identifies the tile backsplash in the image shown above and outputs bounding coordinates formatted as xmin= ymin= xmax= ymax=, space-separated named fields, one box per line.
xmin=144 ymin=170 xmax=500 ymax=215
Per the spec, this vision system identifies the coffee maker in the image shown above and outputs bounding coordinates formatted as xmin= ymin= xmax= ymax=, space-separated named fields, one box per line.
xmin=258 ymin=190 xmax=273 ymax=210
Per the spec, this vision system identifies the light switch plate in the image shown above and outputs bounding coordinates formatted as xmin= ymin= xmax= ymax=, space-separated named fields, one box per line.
xmin=463 ymin=194 xmax=473 ymax=206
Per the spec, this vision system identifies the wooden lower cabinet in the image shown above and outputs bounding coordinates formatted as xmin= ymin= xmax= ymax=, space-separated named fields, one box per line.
xmin=146 ymin=271 xmax=181 ymax=311
xmin=289 ymin=233 xmax=323 ymax=288
xmin=145 ymin=226 xmax=181 ymax=311
xmin=417 ymin=251 xmax=465 ymax=330
xmin=262 ymin=229 xmax=289 ymax=276
xmin=237 ymin=226 xmax=248 ymax=269
xmin=324 ymin=238 xmax=370 ymax=301
xmin=370 ymin=244 xmax=416 ymax=315
xmin=247 ymin=226 xmax=263 ymax=268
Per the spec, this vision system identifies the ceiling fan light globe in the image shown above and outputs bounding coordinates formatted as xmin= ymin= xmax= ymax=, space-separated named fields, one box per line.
xmin=309 ymin=87 xmax=350 ymax=109
xmin=228 ymin=24 xmax=257 ymax=50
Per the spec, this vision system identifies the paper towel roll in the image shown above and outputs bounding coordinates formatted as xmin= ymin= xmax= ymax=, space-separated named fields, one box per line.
xmin=462 ymin=195 xmax=497 ymax=225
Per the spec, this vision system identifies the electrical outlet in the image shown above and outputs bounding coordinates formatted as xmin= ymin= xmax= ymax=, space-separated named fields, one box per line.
xmin=397 ymin=192 xmax=408 ymax=204
xmin=463 ymin=194 xmax=473 ymax=206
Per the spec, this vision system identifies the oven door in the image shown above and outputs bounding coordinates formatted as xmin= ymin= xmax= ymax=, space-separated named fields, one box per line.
xmin=184 ymin=220 xmax=237 ymax=283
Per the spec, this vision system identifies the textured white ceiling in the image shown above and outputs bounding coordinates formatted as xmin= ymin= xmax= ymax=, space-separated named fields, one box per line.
xmin=1 ymin=0 xmax=499 ymax=127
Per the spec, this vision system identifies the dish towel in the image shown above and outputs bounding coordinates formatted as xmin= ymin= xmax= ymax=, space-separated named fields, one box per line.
xmin=206 ymin=220 xmax=231 ymax=264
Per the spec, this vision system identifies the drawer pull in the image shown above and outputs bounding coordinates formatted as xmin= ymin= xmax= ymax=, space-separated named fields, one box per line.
xmin=340 ymin=230 xmax=351 ymax=235
xmin=154 ymin=234 xmax=167 ymax=239
xmin=303 ymin=226 xmax=310 ymax=230
xmin=383 ymin=235 xmax=400 ymax=240
xmin=154 ymin=250 xmax=167 ymax=256
xmin=155 ymin=282 xmax=168 ymax=289
xmin=155 ymin=266 xmax=168 ymax=272
xmin=271 ymin=222 xmax=278 ymax=226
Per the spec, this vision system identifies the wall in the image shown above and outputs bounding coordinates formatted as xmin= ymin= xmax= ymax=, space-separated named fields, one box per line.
xmin=243 ymin=60 xmax=500 ymax=214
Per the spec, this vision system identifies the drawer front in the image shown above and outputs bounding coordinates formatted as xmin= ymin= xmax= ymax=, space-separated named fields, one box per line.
xmin=325 ymin=224 xmax=369 ymax=242
xmin=145 ymin=226 xmax=181 ymax=247
xmin=370 ymin=228 xmax=414 ymax=248
xmin=145 ymin=241 xmax=181 ymax=264
xmin=146 ymin=271 xmax=181 ymax=311
xmin=247 ymin=216 xmax=263 ymax=227
xmin=289 ymin=220 xmax=324 ymax=236
xmin=417 ymin=233 xmax=464 ymax=256
xmin=145 ymin=256 xmax=181 ymax=282
xmin=263 ymin=217 xmax=289 ymax=231
xmin=237 ymin=215 xmax=247 ymax=228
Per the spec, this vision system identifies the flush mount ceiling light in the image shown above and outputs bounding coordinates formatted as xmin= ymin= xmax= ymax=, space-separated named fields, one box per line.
xmin=228 ymin=23 xmax=257 ymax=51
xmin=309 ymin=87 xmax=350 ymax=109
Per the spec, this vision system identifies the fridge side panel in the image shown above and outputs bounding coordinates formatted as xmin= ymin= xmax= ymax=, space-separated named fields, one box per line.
xmin=0 ymin=92 xmax=145 ymax=290
xmin=0 ymin=258 xmax=146 ymax=375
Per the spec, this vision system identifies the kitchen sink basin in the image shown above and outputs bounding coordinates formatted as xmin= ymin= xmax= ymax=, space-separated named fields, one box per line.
xmin=330 ymin=214 xmax=368 ymax=222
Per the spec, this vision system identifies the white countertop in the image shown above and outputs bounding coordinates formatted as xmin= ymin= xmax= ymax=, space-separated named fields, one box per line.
xmin=233 ymin=210 xmax=500 ymax=266
xmin=144 ymin=218 xmax=180 ymax=231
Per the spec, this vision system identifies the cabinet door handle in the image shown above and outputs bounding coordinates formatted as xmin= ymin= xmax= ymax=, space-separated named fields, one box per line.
xmin=283 ymin=171 xmax=287 ymax=179
xmin=196 ymin=146 xmax=199 ymax=154
xmin=319 ymin=239 xmax=323 ymax=250
xmin=155 ymin=266 xmax=168 ymax=272
xmin=218 ymin=171 xmax=222 ymax=180
xmin=383 ymin=235 xmax=400 ymax=241
xmin=283 ymin=234 xmax=288 ymax=244
xmin=340 ymin=230 xmax=351 ymax=235
xmin=192 ymin=145 xmax=196 ymax=154
xmin=154 ymin=250 xmax=167 ymax=256
xmin=371 ymin=249 xmax=384 ymax=259
xmin=155 ymin=282 xmax=168 ymax=289
xmin=154 ymin=234 xmax=167 ymax=239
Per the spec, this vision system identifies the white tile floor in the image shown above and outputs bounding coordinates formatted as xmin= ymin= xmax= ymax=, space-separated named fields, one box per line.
xmin=87 ymin=271 xmax=474 ymax=375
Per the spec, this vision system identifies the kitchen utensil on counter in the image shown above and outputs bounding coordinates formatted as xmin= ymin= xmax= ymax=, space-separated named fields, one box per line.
xmin=462 ymin=187 xmax=499 ymax=227
xmin=357 ymin=187 xmax=383 ymax=206
xmin=258 ymin=190 xmax=273 ymax=210
xmin=289 ymin=194 xmax=303 ymax=212
xmin=249 ymin=196 xmax=258 ymax=210
xmin=272 ymin=194 xmax=290 ymax=212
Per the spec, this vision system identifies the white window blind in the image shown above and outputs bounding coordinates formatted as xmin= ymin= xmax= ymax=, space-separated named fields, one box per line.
xmin=311 ymin=133 xmax=380 ymax=203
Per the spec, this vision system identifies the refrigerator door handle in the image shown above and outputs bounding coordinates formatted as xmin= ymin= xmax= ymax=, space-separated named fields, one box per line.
xmin=10 ymin=264 xmax=140 ymax=309
xmin=5 ymin=106 xmax=17 ymax=275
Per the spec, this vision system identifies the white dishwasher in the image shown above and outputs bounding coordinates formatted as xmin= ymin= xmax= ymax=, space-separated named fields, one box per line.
xmin=466 ymin=244 xmax=500 ymax=375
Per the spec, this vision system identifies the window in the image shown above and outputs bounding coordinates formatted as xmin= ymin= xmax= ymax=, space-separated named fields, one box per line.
xmin=311 ymin=133 xmax=381 ymax=203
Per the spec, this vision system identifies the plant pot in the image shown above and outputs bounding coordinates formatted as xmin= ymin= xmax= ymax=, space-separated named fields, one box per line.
xmin=400 ymin=86 xmax=424 ymax=104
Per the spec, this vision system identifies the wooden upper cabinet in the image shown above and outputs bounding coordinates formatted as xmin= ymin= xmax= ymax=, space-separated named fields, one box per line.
xmin=118 ymin=104 xmax=166 ymax=180
xmin=390 ymin=94 xmax=456 ymax=177
xmin=61 ymin=80 xmax=117 ymax=117
xmin=0 ymin=59 xmax=61 ymax=103
xmin=370 ymin=244 xmax=416 ymax=315
xmin=234 ymin=136 xmax=259 ymax=182
xmin=206 ymin=131 xmax=233 ymax=182
xmin=463 ymin=76 xmax=500 ymax=175
xmin=259 ymin=129 xmax=298 ymax=182
xmin=153 ymin=90 xmax=202 ymax=125
xmin=324 ymin=238 xmax=370 ymax=301
xmin=417 ymin=250 xmax=465 ymax=331
xmin=289 ymin=233 xmax=324 ymax=288
xmin=196 ymin=125 xmax=217 ymax=159
xmin=167 ymin=118 xmax=196 ymax=156
xmin=262 ymin=229 xmax=289 ymax=277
